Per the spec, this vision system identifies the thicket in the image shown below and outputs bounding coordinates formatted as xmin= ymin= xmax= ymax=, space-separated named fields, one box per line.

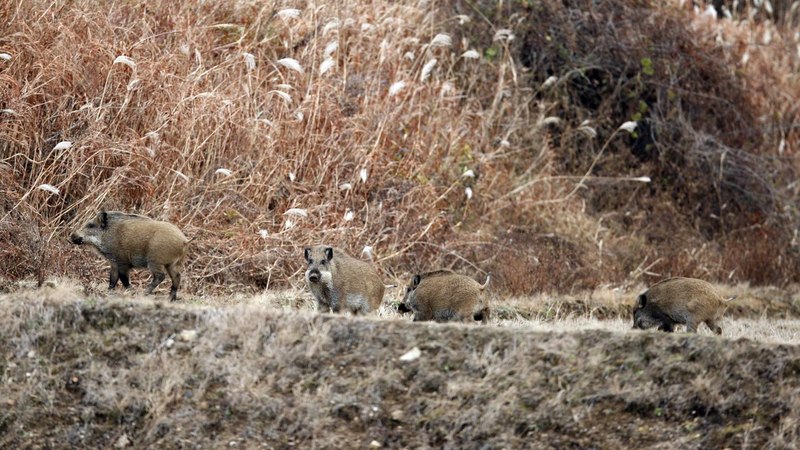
xmin=1 ymin=0 xmax=798 ymax=294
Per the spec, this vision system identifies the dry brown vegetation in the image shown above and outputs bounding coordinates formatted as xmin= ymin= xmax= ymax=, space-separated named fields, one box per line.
xmin=1 ymin=0 xmax=799 ymax=294
xmin=2 ymin=0 xmax=800 ymax=446
xmin=2 ymin=284 xmax=800 ymax=448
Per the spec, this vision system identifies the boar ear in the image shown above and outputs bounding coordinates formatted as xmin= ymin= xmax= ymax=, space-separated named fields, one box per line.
xmin=324 ymin=247 xmax=334 ymax=261
xmin=412 ymin=274 xmax=421 ymax=287
xmin=637 ymin=294 xmax=647 ymax=308
xmin=304 ymin=248 xmax=311 ymax=263
xmin=99 ymin=211 xmax=109 ymax=229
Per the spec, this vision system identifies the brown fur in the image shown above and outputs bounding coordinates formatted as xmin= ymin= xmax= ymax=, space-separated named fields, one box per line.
xmin=70 ymin=211 xmax=188 ymax=301
xmin=400 ymin=271 xmax=491 ymax=323
xmin=633 ymin=277 xmax=732 ymax=334
xmin=304 ymin=246 xmax=385 ymax=315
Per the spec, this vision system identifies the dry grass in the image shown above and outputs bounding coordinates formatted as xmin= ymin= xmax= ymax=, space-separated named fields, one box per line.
xmin=1 ymin=0 xmax=799 ymax=295
xmin=1 ymin=282 xmax=799 ymax=448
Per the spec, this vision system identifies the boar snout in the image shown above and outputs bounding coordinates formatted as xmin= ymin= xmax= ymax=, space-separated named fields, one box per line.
xmin=307 ymin=269 xmax=321 ymax=283
xmin=70 ymin=233 xmax=83 ymax=245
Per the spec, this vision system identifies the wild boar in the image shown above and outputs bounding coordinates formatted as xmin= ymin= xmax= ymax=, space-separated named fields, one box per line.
xmin=632 ymin=277 xmax=735 ymax=334
xmin=70 ymin=211 xmax=189 ymax=301
xmin=304 ymin=246 xmax=385 ymax=315
xmin=399 ymin=270 xmax=491 ymax=323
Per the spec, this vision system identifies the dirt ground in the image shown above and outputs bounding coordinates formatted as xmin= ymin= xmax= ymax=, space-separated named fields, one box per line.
xmin=1 ymin=280 xmax=799 ymax=448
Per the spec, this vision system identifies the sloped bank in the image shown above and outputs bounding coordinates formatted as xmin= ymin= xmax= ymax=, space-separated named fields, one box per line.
xmin=1 ymin=292 xmax=798 ymax=448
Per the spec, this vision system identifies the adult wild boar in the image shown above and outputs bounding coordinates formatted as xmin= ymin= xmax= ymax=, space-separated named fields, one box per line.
xmin=70 ymin=211 xmax=189 ymax=301
xmin=632 ymin=277 xmax=735 ymax=334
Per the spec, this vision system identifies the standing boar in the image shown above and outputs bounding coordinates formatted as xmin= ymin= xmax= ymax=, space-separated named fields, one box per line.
xmin=304 ymin=246 xmax=385 ymax=315
xmin=70 ymin=211 xmax=189 ymax=301
xmin=632 ymin=277 xmax=735 ymax=334
xmin=398 ymin=270 xmax=491 ymax=323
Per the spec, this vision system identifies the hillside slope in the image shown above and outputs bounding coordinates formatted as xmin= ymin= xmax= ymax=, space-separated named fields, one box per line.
xmin=2 ymin=289 xmax=798 ymax=448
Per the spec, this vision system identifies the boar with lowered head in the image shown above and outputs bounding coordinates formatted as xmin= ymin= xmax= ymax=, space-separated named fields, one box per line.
xmin=304 ymin=246 xmax=385 ymax=315
xmin=632 ymin=277 xmax=735 ymax=334
xmin=398 ymin=270 xmax=491 ymax=323
xmin=70 ymin=211 xmax=189 ymax=301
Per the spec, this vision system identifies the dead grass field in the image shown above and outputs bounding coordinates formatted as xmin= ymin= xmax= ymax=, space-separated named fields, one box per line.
xmin=2 ymin=0 xmax=800 ymax=446
xmin=1 ymin=280 xmax=799 ymax=448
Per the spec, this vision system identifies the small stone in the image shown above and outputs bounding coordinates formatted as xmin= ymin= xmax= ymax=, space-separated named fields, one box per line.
xmin=391 ymin=410 xmax=404 ymax=421
xmin=178 ymin=329 xmax=198 ymax=342
xmin=114 ymin=433 xmax=130 ymax=448
xmin=369 ymin=441 xmax=381 ymax=448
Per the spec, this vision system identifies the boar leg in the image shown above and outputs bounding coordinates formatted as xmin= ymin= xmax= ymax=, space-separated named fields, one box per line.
xmin=118 ymin=265 xmax=131 ymax=289
xmin=705 ymin=319 xmax=722 ymax=335
xmin=108 ymin=263 xmax=120 ymax=290
xmin=165 ymin=263 xmax=181 ymax=301
xmin=145 ymin=262 xmax=166 ymax=295
xmin=658 ymin=318 xmax=675 ymax=332
xmin=108 ymin=262 xmax=131 ymax=290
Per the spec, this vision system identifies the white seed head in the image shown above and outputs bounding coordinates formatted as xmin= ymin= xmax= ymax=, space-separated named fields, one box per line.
xmin=461 ymin=49 xmax=480 ymax=59
xmin=288 ymin=172 xmax=296 ymax=182
xmin=0 ymin=53 xmax=11 ymax=61
xmin=259 ymin=229 xmax=269 ymax=239
xmin=276 ymin=8 xmax=301 ymax=19
xmin=323 ymin=19 xmax=340 ymax=35
xmin=324 ymin=41 xmax=339 ymax=57
xmin=462 ymin=169 xmax=476 ymax=178
xmin=361 ymin=246 xmax=374 ymax=259
xmin=294 ymin=111 xmax=304 ymax=121
xmin=702 ymin=4 xmax=717 ymax=18
xmin=284 ymin=208 xmax=308 ymax=218
xmin=454 ymin=15 xmax=471 ymax=25
xmin=113 ymin=55 xmax=136 ymax=69
xmin=319 ymin=58 xmax=335 ymax=75
xmin=465 ymin=186 xmax=473 ymax=200
xmin=420 ymin=58 xmax=437 ymax=82
xmin=441 ymin=82 xmax=454 ymax=96
xmin=339 ymin=182 xmax=353 ymax=191
xmin=542 ymin=75 xmax=558 ymax=88
xmin=430 ymin=33 xmax=452 ymax=47
xmin=277 ymin=58 xmax=304 ymax=74
xmin=344 ymin=210 xmax=355 ymax=222
xmin=500 ymin=139 xmax=510 ymax=148
xmin=404 ymin=51 xmax=415 ymax=61
xmin=215 ymin=168 xmax=232 ymax=177
xmin=388 ymin=81 xmax=406 ymax=97
xmin=578 ymin=125 xmax=597 ymax=138
xmin=619 ymin=121 xmax=638 ymax=133
xmin=38 ymin=184 xmax=60 ymax=195
xmin=540 ymin=116 xmax=562 ymax=126
xmin=243 ymin=52 xmax=256 ymax=70
xmin=359 ymin=168 xmax=368 ymax=183
xmin=399 ymin=347 xmax=421 ymax=362
xmin=53 ymin=141 xmax=72 ymax=151
xmin=361 ymin=23 xmax=375 ymax=33
xmin=270 ymin=90 xmax=292 ymax=104
xmin=493 ymin=29 xmax=515 ymax=42
xmin=284 ymin=219 xmax=295 ymax=230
